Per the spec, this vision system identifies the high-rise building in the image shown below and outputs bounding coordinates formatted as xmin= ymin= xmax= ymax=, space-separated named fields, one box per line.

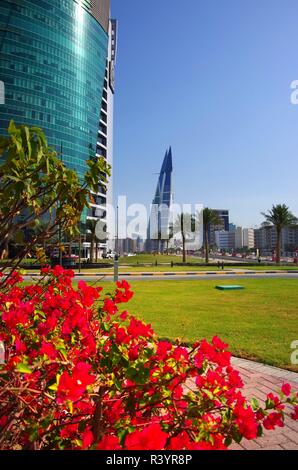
xmin=232 ymin=226 xmax=255 ymax=249
xmin=87 ymin=17 xmax=117 ymax=255
xmin=146 ymin=148 xmax=173 ymax=252
xmin=254 ymin=226 xmax=298 ymax=255
xmin=0 ymin=0 xmax=116 ymax=255
xmin=214 ymin=230 xmax=235 ymax=250
xmin=243 ymin=228 xmax=255 ymax=249
xmin=208 ymin=210 xmax=229 ymax=246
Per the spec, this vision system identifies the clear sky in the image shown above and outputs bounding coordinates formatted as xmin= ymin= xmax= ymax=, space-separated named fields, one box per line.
xmin=111 ymin=0 xmax=298 ymax=228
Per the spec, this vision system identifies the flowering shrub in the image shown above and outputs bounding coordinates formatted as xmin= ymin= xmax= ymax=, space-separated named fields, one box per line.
xmin=0 ymin=267 xmax=297 ymax=450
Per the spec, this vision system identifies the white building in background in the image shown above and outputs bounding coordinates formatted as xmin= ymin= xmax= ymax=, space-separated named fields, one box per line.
xmin=231 ymin=226 xmax=255 ymax=250
xmin=243 ymin=228 xmax=255 ymax=249
xmin=87 ymin=18 xmax=117 ymax=256
xmin=235 ymin=227 xmax=243 ymax=249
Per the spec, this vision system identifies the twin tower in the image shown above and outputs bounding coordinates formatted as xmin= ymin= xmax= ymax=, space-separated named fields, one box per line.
xmin=146 ymin=147 xmax=173 ymax=252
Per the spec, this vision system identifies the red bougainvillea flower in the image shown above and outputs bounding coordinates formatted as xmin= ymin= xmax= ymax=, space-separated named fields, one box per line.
xmin=125 ymin=423 xmax=168 ymax=450
xmin=233 ymin=402 xmax=258 ymax=439
xmin=127 ymin=318 xmax=153 ymax=339
xmin=78 ymin=280 xmax=102 ymax=307
xmin=291 ymin=405 xmax=298 ymax=420
xmin=266 ymin=393 xmax=284 ymax=411
xmin=263 ymin=412 xmax=284 ymax=430
xmin=81 ymin=426 xmax=94 ymax=449
xmin=57 ymin=362 xmax=95 ymax=403
xmin=128 ymin=345 xmax=139 ymax=361
xmin=97 ymin=435 xmax=121 ymax=450
xmin=212 ymin=336 xmax=228 ymax=350
xmin=281 ymin=383 xmax=291 ymax=397
xmin=114 ymin=280 xmax=134 ymax=304
xmin=102 ymin=298 xmax=118 ymax=315
xmin=40 ymin=341 xmax=59 ymax=360
xmin=60 ymin=423 xmax=79 ymax=439
xmin=169 ymin=432 xmax=193 ymax=450
xmin=114 ymin=326 xmax=129 ymax=345
xmin=156 ymin=341 xmax=173 ymax=360
xmin=120 ymin=310 xmax=129 ymax=321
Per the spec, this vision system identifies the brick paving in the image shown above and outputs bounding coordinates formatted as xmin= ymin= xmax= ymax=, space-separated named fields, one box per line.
xmin=229 ymin=357 xmax=298 ymax=450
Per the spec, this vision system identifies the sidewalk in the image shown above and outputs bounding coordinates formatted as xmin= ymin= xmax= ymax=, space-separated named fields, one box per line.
xmin=229 ymin=357 xmax=298 ymax=450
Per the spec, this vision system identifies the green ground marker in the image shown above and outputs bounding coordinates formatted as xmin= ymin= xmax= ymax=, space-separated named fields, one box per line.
xmin=215 ymin=285 xmax=245 ymax=291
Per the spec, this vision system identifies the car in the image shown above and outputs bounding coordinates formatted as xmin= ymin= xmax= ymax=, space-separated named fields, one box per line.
xmin=106 ymin=252 xmax=118 ymax=259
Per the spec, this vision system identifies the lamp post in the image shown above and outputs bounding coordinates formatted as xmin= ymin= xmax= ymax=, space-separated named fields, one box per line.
xmin=78 ymin=231 xmax=82 ymax=273
xmin=59 ymin=142 xmax=63 ymax=266
xmin=114 ymin=205 xmax=119 ymax=282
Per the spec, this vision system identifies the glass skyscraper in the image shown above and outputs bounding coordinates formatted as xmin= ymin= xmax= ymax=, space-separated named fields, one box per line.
xmin=146 ymin=147 xmax=173 ymax=253
xmin=0 ymin=0 xmax=109 ymax=178
xmin=0 ymin=0 xmax=116 ymax=255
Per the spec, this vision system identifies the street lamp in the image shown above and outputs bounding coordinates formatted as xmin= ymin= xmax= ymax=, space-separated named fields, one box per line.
xmin=114 ymin=205 xmax=119 ymax=282
xmin=59 ymin=142 xmax=63 ymax=266
xmin=78 ymin=231 xmax=82 ymax=273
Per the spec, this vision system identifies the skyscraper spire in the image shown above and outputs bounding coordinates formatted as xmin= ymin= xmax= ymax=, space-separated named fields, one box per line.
xmin=147 ymin=147 xmax=173 ymax=252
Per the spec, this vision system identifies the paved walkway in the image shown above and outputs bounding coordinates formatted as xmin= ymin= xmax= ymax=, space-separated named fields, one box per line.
xmin=229 ymin=357 xmax=298 ymax=450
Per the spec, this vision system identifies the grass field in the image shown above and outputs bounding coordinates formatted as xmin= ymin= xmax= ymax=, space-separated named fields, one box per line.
xmin=242 ymin=265 xmax=298 ymax=271
xmin=116 ymin=254 xmax=204 ymax=265
xmin=96 ymin=265 xmax=298 ymax=273
xmin=100 ymin=278 xmax=298 ymax=371
xmin=74 ymin=265 xmax=228 ymax=273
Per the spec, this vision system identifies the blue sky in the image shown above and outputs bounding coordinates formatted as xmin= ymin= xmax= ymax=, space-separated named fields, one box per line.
xmin=111 ymin=0 xmax=298 ymax=227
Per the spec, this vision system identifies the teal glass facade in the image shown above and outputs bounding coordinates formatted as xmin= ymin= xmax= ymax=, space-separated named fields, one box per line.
xmin=0 ymin=0 xmax=108 ymax=179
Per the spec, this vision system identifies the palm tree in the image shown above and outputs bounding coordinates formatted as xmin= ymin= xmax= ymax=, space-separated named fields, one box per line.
xmin=203 ymin=208 xmax=221 ymax=264
xmin=174 ymin=213 xmax=195 ymax=263
xmin=261 ymin=204 xmax=298 ymax=264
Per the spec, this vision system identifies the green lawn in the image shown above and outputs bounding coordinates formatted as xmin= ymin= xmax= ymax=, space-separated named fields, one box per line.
xmin=243 ymin=265 xmax=298 ymax=271
xmin=81 ymin=254 xmax=203 ymax=265
xmin=79 ymin=265 xmax=226 ymax=273
xmin=117 ymin=254 xmax=204 ymax=265
xmin=101 ymin=278 xmax=298 ymax=371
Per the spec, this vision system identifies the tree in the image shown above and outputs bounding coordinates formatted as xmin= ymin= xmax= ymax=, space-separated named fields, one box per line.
xmin=174 ymin=213 xmax=195 ymax=263
xmin=0 ymin=121 xmax=110 ymax=280
xmin=203 ymin=208 xmax=221 ymax=264
xmin=261 ymin=204 xmax=298 ymax=264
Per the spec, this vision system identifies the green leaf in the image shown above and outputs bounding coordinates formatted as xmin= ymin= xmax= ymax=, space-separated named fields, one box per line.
xmin=48 ymin=382 xmax=58 ymax=391
xmin=8 ymin=119 xmax=17 ymax=135
xmin=203 ymin=388 xmax=214 ymax=400
xmin=24 ymin=126 xmax=32 ymax=157
xmin=232 ymin=429 xmax=243 ymax=444
xmin=257 ymin=424 xmax=263 ymax=437
xmin=16 ymin=363 xmax=32 ymax=374
xmin=224 ymin=437 xmax=232 ymax=447
xmin=251 ymin=397 xmax=259 ymax=411
xmin=114 ymin=378 xmax=122 ymax=392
